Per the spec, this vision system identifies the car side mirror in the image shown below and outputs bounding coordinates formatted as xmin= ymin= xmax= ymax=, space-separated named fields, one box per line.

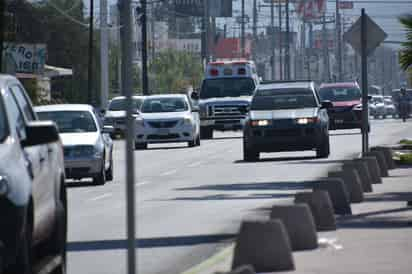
xmin=191 ymin=91 xmax=199 ymax=100
xmin=321 ymin=100 xmax=333 ymax=109
xmin=102 ymin=125 xmax=114 ymax=134
xmin=22 ymin=121 xmax=60 ymax=147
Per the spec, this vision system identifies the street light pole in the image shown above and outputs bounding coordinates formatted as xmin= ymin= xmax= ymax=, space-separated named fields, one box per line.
xmin=271 ymin=0 xmax=276 ymax=80
xmin=336 ymin=0 xmax=343 ymax=81
xmin=141 ymin=0 xmax=149 ymax=95
xmin=285 ymin=0 xmax=291 ymax=80
xmin=88 ymin=0 xmax=94 ymax=104
xmin=241 ymin=0 xmax=245 ymax=57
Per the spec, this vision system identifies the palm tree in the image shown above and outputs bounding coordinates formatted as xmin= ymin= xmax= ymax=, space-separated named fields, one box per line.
xmin=399 ymin=14 xmax=412 ymax=70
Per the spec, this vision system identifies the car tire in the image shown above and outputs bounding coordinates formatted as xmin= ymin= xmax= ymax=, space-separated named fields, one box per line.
xmin=382 ymin=115 xmax=386 ymax=119
xmin=8 ymin=209 xmax=33 ymax=274
xmin=188 ymin=139 xmax=196 ymax=147
xmin=93 ymin=161 xmax=106 ymax=185
xmin=200 ymin=127 xmax=213 ymax=139
xmin=134 ymin=142 xmax=147 ymax=150
xmin=196 ymin=134 xmax=201 ymax=146
xmin=106 ymin=157 xmax=113 ymax=181
xmin=243 ymin=142 xmax=259 ymax=162
xmin=316 ymin=135 xmax=330 ymax=158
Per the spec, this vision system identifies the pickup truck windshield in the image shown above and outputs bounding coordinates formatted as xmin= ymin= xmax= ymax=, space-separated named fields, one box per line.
xmin=37 ymin=111 xmax=97 ymax=133
xmin=251 ymin=89 xmax=317 ymax=110
xmin=109 ymin=98 xmax=142 ymax=111
xmin=200 ymin=78 xmax=255 ymax=99
xmin=0 ymin=100 xmax=7 ymax=142
xmin=319 ymin=87 xmax=361 ymax=102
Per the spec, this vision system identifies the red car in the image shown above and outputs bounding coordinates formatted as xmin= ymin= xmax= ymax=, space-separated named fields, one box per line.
xmin=319 ymin=82 xmax=362 ymax=130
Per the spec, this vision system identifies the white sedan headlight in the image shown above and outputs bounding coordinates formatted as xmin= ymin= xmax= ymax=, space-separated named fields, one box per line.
xmin=182 ymin=117 xmax=193 ymax=125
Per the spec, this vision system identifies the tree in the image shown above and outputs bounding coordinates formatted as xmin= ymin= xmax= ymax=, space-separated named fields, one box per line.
xmin=399 ymin=14 xmax=412 ymax=71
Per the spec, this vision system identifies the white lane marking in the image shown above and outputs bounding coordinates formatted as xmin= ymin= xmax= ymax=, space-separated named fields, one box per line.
xmin=90 ymin=193 xmax=112 ymax=201
xmin=160 ymin=169 xmax=177 ymax=176
xmin=135 ymin=181 xmax=149 ymax=187
xmin=188 ymin=161 xmax=203 ymax=168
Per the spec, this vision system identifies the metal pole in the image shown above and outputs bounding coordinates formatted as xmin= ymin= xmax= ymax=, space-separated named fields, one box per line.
xmin=141 ymin=0 xmax=149 ymax=95
xmin=0 ymin=0 xmax=5 ymax=73
xmin=278 ymin=0 xmax=283 ymax=80
xmin=120 ymin=0 xmax=137 ymax=273
xmin=361 ymin=8 xmax=369 ymax=153
xmin=322 ymin=15 xmax=329 ymax=82
xmin=241 ymin=0 xmax=245 ymax=57
xmin=285 ymin=0 xmax=291 ymax=80
xmin=271 ymin=0 xmax=276 ymax=80
xmin=100 ymin=0 xmax=109 ymax=109
xmin=336 ymin=0 xmax=343 ymax=81
xmin=88 ymin=0 xmax=94 ymax=104
xmin=252 ymin=0 xmax=258 ymax=61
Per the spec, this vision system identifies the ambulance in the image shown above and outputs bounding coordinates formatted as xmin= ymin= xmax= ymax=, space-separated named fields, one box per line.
xmin=193 ymin=60 xmax=260 ymax=139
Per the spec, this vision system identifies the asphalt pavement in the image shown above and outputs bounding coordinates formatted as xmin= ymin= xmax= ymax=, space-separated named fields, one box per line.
xmin=66 ymin=119 xmax=412 ymax=274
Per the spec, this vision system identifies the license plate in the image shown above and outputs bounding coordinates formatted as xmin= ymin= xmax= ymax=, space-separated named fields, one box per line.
xmin=335 ymin=119 xmax=344 ymax=124
xmin=157 ymin=129 xmax=170 ymax=135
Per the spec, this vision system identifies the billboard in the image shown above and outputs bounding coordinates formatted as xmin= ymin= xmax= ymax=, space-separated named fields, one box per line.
xmin=173 ymin=0 xmax=232 ymax=17
xmin=3 ymin=43 xmax=47 ymax=74
xmin=294 ymin=0 xmax=326 ymax=21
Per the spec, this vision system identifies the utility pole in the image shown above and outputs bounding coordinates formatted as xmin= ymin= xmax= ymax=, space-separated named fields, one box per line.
xmin=336 ymin=0 xmax=343 ymax=81
xmin=252 ymin=0 xmax=258 ymax=61
xmin=322 ymin=14 xmax=330 ymax=82
xmin=119 ymin=0 xmax=137 ymax=273
xmin=285 ymin=0 xmax=291 ymax=80
xmin=271 ymin=0 xmax=276 ymax=80
xmin=100 ymin=0 xmax=109 ymax=109
xmin=201 ymin=0 xmax=209 ymax=65
xmin=88 ymin=0 xmax=94 ymax=104
xmin=278 ymin=0 xmax=283 ymax=80
xmin=241 ymin=0 xmax=245 ymax=57
xmin=141 ymin=0 xmax=149 ymax=95
xmin=360 ymin=8 xmax=369 ymax=153
xmin=0 ymin=0 xmax=5 ymax=73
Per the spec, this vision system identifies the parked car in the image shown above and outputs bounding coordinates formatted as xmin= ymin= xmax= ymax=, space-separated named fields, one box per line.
xmin=319 ymin=82 xmax=362 ymax=130
xmin=104 ymin=96 xmax=144 ymax=138
xmin=135 ymin=94 xmax=200 ymax=149
xmin=36 ymin=104 xmax=114 ymax=185
xmin=243 ymin=81 xmax=332 ymax=161
xmin=383 ymin=97 xmax=396 ymax=117
xmin=0 ymin=75 xmax=66 ymax=274
xmin=370 ymin=95 xmax=386 ymax=119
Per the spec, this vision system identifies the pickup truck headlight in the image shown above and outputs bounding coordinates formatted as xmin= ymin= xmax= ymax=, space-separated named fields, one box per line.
xmin=0 ymin=176 xmax=9 ymax=196
xmin=296 ymin=117 xmax=318 ymax=124
xmin=251 ymin=119 xmax=272 ymax=127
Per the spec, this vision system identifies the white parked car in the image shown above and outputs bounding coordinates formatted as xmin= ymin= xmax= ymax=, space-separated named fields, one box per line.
xmin=135 ymin=94 xmax=200 ymax=149
xmin=370 ymin=95 xmax=385 ymax=119
xmin=36 ymin=104 xmax=114 ymax=185
xmin=104 ymin=95 xmax=144 ymax=137
xmin=383 ymin=97 xmax=396 ymax=117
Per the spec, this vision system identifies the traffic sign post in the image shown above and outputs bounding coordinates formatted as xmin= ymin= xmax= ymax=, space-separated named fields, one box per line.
xmin=344 ymin=9 xmax=387 ymax=154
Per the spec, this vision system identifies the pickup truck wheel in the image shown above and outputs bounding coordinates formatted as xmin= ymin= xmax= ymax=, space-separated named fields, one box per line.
xmin=196 ymin=134 xmax=201 ymax=146
xmin=8 ymin=210 xmax=33 ymax=274
xmin=46 ymin=200 xmax=67 ymax=274
xmin=243 ymin=142 xmax=259 ymax=162
xmin=188 ymin=139 xmax=196 ymax=147
xmin=316 ymin=135 xmax=330 ymax=158
xmin=93 ymin=161 xmax=106 ymax=185
xmin=106 ymin=158 xmax=113 ymax=181
xmin=200 ymin=127 xmax=213 ymax=139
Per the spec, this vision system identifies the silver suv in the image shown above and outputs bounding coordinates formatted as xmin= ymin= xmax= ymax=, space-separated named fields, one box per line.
xmin=0 ymin=75 xmax=66 ymax=274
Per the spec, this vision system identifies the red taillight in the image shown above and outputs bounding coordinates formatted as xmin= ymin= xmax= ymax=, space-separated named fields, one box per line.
xmin=209 ymin=69 xmax=219 ymax=76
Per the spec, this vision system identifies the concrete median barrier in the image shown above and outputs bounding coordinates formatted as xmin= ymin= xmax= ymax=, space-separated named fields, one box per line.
xmin=294 ymin=191 xmax=337 ymax=231
xmin=344 ymin=161 xmax=373 ymax=193
xmin=328 ymin=169 xmax=364 ymax=203
xmin=371 ymin=146 xmax=396 ymax=170
xmin=232 ymin=220 xmax=295 ymax=272
xmin=313 ymin=178 xmax=352 ymax=215
xmin=269 ymin=204 xmax=318 ymax=251
xmin=359 ymin=157 xmax=383 ymax=184
xmin=364 ymin=151 xmax=389 ymax=177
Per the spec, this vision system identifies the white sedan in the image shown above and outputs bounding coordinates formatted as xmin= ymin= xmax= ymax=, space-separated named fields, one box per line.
xmin=134 ymin=94 xmax=200 ymax=149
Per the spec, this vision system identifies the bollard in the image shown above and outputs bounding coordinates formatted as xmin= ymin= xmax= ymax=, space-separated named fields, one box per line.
xmin=359 ymin=157 xmax=383 ymax=184
xmin=344 ymin=161 xmax=373 ymax=193
xmin=371 ymin=146 xmax=396 ymax=169
xmin=269 ymin=204 xmax=318 ymax=251
xmin=328 ymin=169 xmax=364 ymax=203
xmin=364 ymin=151 xmax=389 ymax=177
xmin=232 ymin=220 xmax=295 ymax=272
xmin=313 ymin=178 xmax=352 ymax=215
xmin=294 ymin=191 xmax=337 ymax=231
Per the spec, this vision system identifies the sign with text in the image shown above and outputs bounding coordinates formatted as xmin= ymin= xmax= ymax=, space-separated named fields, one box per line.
xmin=294 ymin=0 xmax=326 ymax=20
xmin=339 ymin=1 xmax=354 ymax=9
xmin=3 ymin=43 xmax=47 ymax=74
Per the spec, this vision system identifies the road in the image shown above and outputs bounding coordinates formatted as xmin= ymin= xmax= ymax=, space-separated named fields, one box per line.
xmin=66 ymin=119 xmax=412 ymax=274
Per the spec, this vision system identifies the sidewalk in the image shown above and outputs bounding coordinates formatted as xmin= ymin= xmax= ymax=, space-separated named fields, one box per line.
xmin=183 ymin=167 xmax=412 ymax=274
